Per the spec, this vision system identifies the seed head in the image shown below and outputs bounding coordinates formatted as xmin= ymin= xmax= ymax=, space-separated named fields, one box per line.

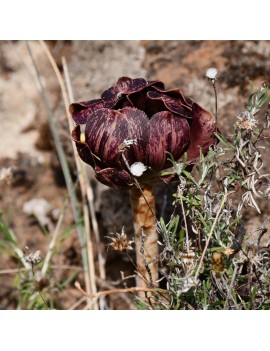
xmin=24 ymin=247 xmax=41 ymax=265
xmin=206 ymin=67 xmax=218 ymax=80
xmin=107 ymin=228 xmax=134 ymax=252
xmin=236 ymin=111 xmax=257 ymax=130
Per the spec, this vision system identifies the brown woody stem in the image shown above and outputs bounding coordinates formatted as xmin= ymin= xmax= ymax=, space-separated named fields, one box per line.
xmin=129 ymin=184 xmax=159 ymax=288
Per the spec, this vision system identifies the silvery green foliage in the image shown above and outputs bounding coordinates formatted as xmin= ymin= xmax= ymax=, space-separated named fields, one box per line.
xmin=157 ymin=83 xmax=270 ymax=310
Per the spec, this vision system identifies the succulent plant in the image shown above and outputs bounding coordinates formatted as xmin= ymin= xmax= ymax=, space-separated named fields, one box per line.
xmin=70 ymin=77 xmax=217 ymax=288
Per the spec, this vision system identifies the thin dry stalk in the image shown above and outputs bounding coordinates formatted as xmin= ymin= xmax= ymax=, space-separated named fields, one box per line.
xmin=34 ymin=40 xmax=97 ymax=308
xmin=129 ymin=185 xmax=159 ymax=288
xmin=75 ymin=281 xmax=165 ymax=299
xmin=0 ymin=268 xmax=27 ymax=274
xmin=41 ymin=198 xmax=68 ymax=275
xmin=95 ymin=276 xmax=137 ymax=309
xmin=68 ymin=296 xmax=87 ymax=310
xmin=62 ymin=57 xmax=106 ymax=282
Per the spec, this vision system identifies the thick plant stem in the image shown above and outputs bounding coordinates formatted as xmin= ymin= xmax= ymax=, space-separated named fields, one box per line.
xmin=129 ymin=185 xmax=159 ymax=288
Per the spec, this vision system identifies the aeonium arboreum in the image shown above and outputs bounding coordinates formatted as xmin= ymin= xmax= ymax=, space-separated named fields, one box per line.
xmin=70 ymin=76 xmax=217 ymax=289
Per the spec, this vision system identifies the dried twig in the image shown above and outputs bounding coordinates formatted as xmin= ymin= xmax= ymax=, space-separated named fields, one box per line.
xmin=74 ymin=281 xmax=167 ymax=300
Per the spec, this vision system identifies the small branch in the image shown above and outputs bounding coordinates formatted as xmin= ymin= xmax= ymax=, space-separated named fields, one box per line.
xmin=68 ymin=296 xmax=87 ymax=310
xmin=195 ymin=192 xmax=231 ymax=280
xmin=212 ymin=80 xmax=218 ymax=125
xmin=74 ymin=281 xmax=166 ymax=299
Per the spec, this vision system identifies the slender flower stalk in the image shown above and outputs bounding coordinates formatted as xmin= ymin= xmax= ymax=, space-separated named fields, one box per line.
xmin=206 ymin=67 xmax=218 ymax=125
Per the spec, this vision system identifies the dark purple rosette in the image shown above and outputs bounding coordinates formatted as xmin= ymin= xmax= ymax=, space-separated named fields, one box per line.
xmin=70 ymin=77 xmax=217 ymax=189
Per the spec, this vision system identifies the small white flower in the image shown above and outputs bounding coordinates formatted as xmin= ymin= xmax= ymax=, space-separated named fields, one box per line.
xmin=206 ymin=67 xmax=218 ymax=80
xmin=130 ymin=162 xmax=147 ymax=177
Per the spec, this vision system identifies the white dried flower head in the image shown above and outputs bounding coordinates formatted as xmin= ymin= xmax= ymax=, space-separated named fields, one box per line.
xmin=236 ymin=111 xmax=257 ymax=130
xmin=130 ymin=162 xmax=147 ymax=177
xmin=24 ymin=247 xmax=41 ymax=265
xmin=206 ymin=67 xmax=218 ymax=80
xmin=107 ymin=228 xmax=134 ymax=252
xmin=0 ymin=167 xmax=13 ymax=185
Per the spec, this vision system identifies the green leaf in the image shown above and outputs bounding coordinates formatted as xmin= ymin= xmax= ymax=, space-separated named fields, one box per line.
xmin=214 ymin=132 xmax=234 ymax=149
xmin=171 ymin=216 xmax=179 ymax=243
xmin=57 ymin=272 xmax=78 ymax=289
xmin=160 ymin=171 xmax=175 ymax=176
xmin=0 ymin=222 xmax=17 ymax=246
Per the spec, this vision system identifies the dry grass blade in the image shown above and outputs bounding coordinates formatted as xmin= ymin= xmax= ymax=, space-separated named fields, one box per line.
xmin=62 ymin=56 xmax=106 ymax=282
xmin=27 ymin=41 xmax=97 ymax=309
xmin=41 ymin=198 xmax=68 ymax=275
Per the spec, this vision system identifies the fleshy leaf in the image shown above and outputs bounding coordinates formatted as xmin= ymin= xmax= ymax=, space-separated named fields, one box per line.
xmin=186 ymin=102 xmax=216 ymax=162
xmin=148 ymin=111 xmax=190 ymax=170
xmin=101 ymin=77 xmax=148 ymax=109
xmin=151 ymin=85 xmax=193 ymax=107
xmin=147 ymin=91 xmax=192 ymax=118
xmin=101 ymin=78 xmax=166 ymax=110
xmin=95 ymin=168 xmax=132 ymax=189
xmin=69 ymin=99 xmax=104 ymax=124
xmin=85 ymin=107 xmax=149 ymax=169
xmin=71 ymin=126 xmax=96 ymax=168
